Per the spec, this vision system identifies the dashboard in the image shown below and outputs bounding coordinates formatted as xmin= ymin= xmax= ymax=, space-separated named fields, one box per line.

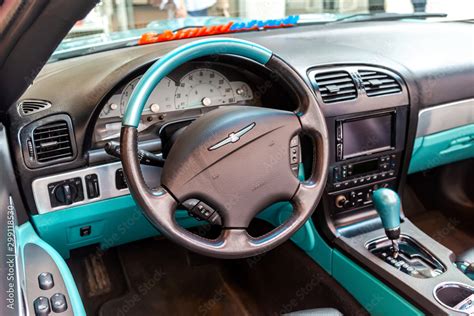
xmin=7 ymin=20 xmax=474 ymax=216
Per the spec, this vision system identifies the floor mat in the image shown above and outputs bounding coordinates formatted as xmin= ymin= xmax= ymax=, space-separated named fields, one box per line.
xmin=95 ymin=235 xmax=367 ymax=316
xmin=67 ymin=246 xmax=128 ymax=316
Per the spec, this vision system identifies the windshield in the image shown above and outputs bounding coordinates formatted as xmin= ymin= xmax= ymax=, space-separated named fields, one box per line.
xmin=52 ymin=0 xmax=474 ymax=61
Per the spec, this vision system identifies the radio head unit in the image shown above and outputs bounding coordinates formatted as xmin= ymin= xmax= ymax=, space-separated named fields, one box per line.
xmin=336 ymin=112 xmax=395 ymax=161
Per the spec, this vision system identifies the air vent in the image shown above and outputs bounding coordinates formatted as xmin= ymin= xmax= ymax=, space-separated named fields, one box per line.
xmin=359 ymin=70 xmax=402 ymax=97
xmin=32 ymin=121 xmax=73 ymax=163
xmin=18 ymin=100 xmax=51 ymax=116
xmin=313 ymin=71 xmax=357 ymax=103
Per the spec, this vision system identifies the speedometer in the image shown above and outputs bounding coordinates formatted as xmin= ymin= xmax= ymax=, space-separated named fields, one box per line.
xmin=120 ymin=76 xmax=175 ymax=116
xmin=174 ymin=69 xmax=235 ymax=109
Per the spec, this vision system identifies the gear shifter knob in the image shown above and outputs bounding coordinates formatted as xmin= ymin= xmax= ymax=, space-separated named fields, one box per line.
xmin=372 ymin=188 xmax=401 ymax=241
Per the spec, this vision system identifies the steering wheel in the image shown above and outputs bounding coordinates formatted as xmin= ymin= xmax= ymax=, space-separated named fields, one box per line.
xmin=120 ymin=38 xmax=328 ymax=259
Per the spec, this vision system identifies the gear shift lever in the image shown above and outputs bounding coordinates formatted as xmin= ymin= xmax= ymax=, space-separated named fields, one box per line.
xmin=372 ymin=188 xmax=401 ymax=257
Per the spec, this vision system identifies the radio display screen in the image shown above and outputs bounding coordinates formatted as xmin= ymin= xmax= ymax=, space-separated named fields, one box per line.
xmin=352 ymin=159 xmax=379 ymax=176
xmin=343 ymin=114 xmax=393 ymax=159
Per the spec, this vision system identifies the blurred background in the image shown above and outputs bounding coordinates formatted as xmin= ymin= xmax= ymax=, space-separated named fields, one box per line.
xmin=68 ymin=0 xmax=474 ymax=38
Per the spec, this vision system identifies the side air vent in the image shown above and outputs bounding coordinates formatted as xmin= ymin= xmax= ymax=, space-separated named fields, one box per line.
xmin=18 ymin=99 xmax=51 ymax=116
xmin=359 ymin=70 xmax=402 ymax=97
xmin=313 ymin=71 xmax=357 ymax=103
xmin=32 ymin=120 xmax=73 ymax=163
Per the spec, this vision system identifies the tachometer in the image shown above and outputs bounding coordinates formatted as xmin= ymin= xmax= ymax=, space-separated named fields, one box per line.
xmin=120 ymin=76 xmax=175 ymax=116
xmin=174 ymin=69 xmax=235 ymax=109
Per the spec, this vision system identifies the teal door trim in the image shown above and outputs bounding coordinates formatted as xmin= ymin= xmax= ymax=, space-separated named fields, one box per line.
xmin=18 ymin=223 xmax=86 ymax=316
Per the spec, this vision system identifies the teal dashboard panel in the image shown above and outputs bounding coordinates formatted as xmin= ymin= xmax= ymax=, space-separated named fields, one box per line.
xmin=409 ymin=124 xmax=474 ymax=174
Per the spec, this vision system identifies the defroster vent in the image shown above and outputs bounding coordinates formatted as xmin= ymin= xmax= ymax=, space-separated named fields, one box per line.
xmin=18 ymin=99 xmax=51 ymax=116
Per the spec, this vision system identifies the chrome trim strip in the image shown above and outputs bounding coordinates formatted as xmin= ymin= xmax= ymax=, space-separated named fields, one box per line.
xmin=433 ymin=281 xmax=474 ymax=315
xmin=32 ymin=162 xmax=161 ymax=214
xmin=417 ymin=99 xmax=474 ymax=137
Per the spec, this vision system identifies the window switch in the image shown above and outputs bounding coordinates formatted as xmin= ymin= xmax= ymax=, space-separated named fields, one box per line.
xmin=33 ymin=296 xmax=50 ymax=316
xmin=38 ymin=272 xmax=54 ymax=290
xmin=80 ymin=226 xmax=91 ymax=237
xmin=50 ymin=293 xmax=68 ymax=313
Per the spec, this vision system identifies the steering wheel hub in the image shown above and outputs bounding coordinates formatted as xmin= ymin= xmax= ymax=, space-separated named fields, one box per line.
xmin=162 ymin=105 xmax=301 ymax=228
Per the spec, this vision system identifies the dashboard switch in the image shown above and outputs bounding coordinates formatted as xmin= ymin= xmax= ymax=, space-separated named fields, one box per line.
xmin=50 ymin=293 xmax=68 ymax=313
xmin=115 ymin=169 xmax=128 ymax=190
xmin=38 ymin=272 xmax=54 ymax=290
xmin=85 ymin=174 xmax=100 ymax=198
xmin=33 ymin=296 xmax=50 ymax=316
xmin=49 ymin=177 xmax=83 ymax=207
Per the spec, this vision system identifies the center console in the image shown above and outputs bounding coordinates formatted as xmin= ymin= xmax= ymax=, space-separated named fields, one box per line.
xmin=309 ymin=65 xmax=473 ymax=315
xmin=325 ymin=107 xmax=407 ymax=227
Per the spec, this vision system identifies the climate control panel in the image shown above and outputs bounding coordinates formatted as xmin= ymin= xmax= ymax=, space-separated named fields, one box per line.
xmin=329 ymin=154 xmax=400 ymax=192
xmin=329 ymin=179 xmax=397 ymax=213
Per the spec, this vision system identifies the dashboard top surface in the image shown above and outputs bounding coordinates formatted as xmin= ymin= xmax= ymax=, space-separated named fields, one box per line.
xmin=22 ymin=20 xmax=474 ymax=110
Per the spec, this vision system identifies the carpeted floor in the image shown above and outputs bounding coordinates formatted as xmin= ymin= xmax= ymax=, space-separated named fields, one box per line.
xmin=410 ymin=210 xmax=474 ymax=256
xmin=403 ymin=184 xmax=474 ymax=256
xmin=67 ymin=228 xmax=368 ymax=316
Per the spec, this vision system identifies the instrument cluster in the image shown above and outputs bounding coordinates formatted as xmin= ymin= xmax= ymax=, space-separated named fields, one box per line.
xmin=99 ymin=68 xmax=253 ymax=119
xmin=94 ymin=64 xmax=255 ymax=143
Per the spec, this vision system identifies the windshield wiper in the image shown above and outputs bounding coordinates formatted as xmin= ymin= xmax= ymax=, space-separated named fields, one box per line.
xmin=330 ymin=12 xmax=448 ymax=24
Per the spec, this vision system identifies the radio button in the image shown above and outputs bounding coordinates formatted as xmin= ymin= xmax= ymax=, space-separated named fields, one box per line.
xmin=336 ymin=125 xmax=343 ymax=141
xmin=337 ymin=144 xmax=343 ymax=159
xmin=333 ymin=167 xmax=341 ymax=182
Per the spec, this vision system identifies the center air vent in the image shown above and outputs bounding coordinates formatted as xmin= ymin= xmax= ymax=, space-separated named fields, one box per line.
xmin=18 ymin=99 xmax=51 ymax=116
xmin=359 ymin=70 xmax=402 ymax=97
xmin=32 ymin=120 xmax=73 ymax=163
xmin=313 ymin=71 xmax=357 ymax=103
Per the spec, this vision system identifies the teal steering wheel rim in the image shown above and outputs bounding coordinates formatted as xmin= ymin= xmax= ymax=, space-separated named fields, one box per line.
xmin=122 ymin=38 xmax=273 ymax=127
